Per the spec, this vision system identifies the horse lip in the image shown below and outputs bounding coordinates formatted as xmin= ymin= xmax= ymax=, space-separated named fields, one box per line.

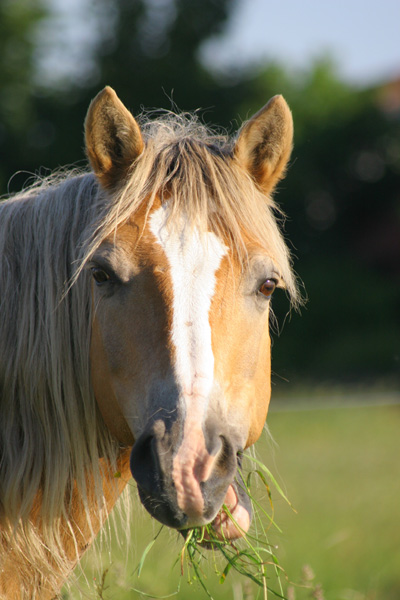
xmin=179 ymin=478 xmax=252 ymax=543
xmin=136 ymin=481 xmax=188 ymax=529
xmin=178 ymin=464 xmax=252 ymax=539
xmin=219 ymin=478 xmax=252 ymax=535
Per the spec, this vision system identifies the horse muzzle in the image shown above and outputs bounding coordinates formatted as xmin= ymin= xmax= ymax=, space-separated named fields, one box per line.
xmin=129 ymin=416 xmax=252 ymax=539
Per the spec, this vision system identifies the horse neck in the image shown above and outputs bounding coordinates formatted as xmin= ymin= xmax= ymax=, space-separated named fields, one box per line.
xmin=66 ymin=448 xmax=132 ymax=555
xmin=0 ymin=449 xmax=132 ymax=600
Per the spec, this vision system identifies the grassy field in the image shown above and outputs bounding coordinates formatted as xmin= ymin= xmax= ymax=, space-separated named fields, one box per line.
xmin=63 ymin=391 xmax=400 ymax=600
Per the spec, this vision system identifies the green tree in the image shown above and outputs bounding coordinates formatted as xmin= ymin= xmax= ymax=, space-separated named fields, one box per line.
xmin=0 ymin=0 xmax=46 ymax=192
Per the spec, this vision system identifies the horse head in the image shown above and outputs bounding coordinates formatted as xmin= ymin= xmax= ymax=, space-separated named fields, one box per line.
xmin=85 ymin=87 xmax=295 ymax=540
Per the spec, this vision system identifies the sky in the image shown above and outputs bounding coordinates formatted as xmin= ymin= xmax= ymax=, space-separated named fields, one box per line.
xmin=202 ymin=0 xmax=400 ymax=85
xmin=40 ymin=0 xmax=400 ymax=89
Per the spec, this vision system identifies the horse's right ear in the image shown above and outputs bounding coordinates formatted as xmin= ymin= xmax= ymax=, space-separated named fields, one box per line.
xmin=85 ymin=87 xmax=144 ymax=190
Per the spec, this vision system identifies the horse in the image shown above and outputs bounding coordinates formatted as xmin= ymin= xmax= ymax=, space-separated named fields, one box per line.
xmin=0 ymin=86 xmax=298 ymax=599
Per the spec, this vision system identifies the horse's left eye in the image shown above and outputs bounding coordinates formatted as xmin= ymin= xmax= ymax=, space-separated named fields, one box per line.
xmin=91 ymin=267 xmax=111 ymax=285
xmin=258 ymin=279 xmax=277 ymax=298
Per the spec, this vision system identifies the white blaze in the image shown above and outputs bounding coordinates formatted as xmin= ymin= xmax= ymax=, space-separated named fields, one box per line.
xmin=150 ymin=205 xmax=226 ymax=400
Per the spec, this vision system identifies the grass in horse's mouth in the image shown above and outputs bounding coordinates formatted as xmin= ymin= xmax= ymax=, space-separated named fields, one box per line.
xmin=133 ymin=454 xmax=294 ymax=600
xmin=181 ymin=455 xmax=295 ymax=599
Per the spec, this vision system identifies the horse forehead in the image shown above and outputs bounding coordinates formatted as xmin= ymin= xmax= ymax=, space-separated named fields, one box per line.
xmin=148 ymin=204 xmax=228 ymax=272
xmin=99 ymin=206 xmax=232 ymax=280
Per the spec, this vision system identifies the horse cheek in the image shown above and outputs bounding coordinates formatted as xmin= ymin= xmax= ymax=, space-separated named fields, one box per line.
xmin=245 ymin=332 xmax=271 ymax=448
xmin=238 ymin=316 xmax=271 ymax=449
xmin=90 ymin=315 xmax=135 ymax=446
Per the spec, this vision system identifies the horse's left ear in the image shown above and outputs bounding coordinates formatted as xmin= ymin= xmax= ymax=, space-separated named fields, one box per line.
xmin=234 ymin=95 xmax=293 ymax=196
xmin=85 ymin=86 xmax=144 ymax=190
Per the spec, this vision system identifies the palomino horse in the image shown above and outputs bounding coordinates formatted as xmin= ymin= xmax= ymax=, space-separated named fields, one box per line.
xmin=0 ymin=87 xmax=298 ymax=599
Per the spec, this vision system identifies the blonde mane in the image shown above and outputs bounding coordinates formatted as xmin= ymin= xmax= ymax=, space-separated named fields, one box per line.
xmin=0 ymin=111 xmax=298 ymax=597
xmin=0 ymin=172 xmax=122 ymax=595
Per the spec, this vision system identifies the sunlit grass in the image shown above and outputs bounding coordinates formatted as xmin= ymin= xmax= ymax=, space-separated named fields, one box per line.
xmin=267 ymin=398 xmax=400 ymax=600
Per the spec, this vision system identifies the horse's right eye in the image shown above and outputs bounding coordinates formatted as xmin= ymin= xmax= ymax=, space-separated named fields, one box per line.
xmin=91 ymin=267 xmax=110 ymax=285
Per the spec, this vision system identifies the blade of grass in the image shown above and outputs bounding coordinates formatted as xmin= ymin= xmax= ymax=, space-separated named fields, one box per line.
xmin=245 ymin=456 xmax=296 ymax=512
xmin=136 ymin=526 xmax=164 ymax=577
xmin=137 ymin=539 xmax=156 ymax=577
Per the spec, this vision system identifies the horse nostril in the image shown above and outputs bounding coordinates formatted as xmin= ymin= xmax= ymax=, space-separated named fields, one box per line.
xmin=214 ymin=435 xmax=237 ymax=478
xmin=130 ymin=433 xmax=159 ymax=494
xmin=217 ymin=435 xmax=229 ymax=462
xmin=130 ymin=426 xmax=187 ymax=529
